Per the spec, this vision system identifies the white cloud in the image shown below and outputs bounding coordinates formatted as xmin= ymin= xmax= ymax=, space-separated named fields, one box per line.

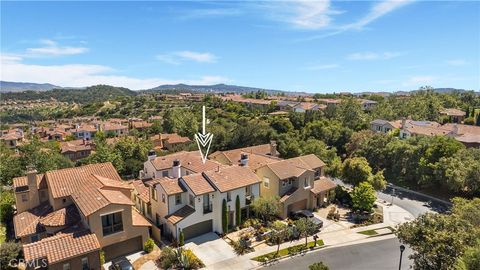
xmin=403 ymin=75 xmax=436 ymax=87
xmin=347 ymin=51 xmax=403 ymax=60
xmin=156 ymin=51 xmax=218 ymax=64
xmin=262 ymin=0 xmax=341 ymax=30
xmin=25 ymin=39 xmax=88 ymax=56
xmin=305 ymin=64 xmax=339 ymax=70
xmin=1 ymin=55 xmax=230 ymax=90
xmin=344 ymin=0 xmax=414 ymax=30
xmin=179 ymin=8 xmax=242 ymax=20
xmin=446 ymin=59 xmax=468 ymax=66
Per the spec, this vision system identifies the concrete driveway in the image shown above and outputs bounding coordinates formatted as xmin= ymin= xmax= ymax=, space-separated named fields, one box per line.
xmin=184 ymin=232 xmax=237 ymax=267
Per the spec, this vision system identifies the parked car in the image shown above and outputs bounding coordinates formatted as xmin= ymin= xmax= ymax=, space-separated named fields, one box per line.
xmin=109 ymin=258 xmax=134 ymax=270
xmin=291 ymin=210 xmax=324 ymax=229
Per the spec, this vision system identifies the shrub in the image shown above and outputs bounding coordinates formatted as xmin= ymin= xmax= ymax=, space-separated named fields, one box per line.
xmin=182 ymin=249 xmax=204 ymax=269
xmin=0 ymin=242 xmax=22 ymax=270
xmin=143 ymin=238 xmax=155 ymax=253
xmin=99 ymin=250 xmax=105 ymax=265
xmin=232 ymin=238 xmax=252 ymax=255
xmin=159 ymin=247 xmax=176 ymax=269
xmin=159 ymin=247 xmax=204 ymax=270
xmin=309 ymin=262 xmax=329 ymax=270
xmin=243 ymin=218 xmax=261 ymax=229
xmin=179 ymin=230 xmax=185 ymax=246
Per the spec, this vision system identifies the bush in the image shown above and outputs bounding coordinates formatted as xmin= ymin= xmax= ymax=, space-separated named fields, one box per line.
xmin=159 ymin=247 xmax=176 ymax=269
xmin=232 ymin=238 xmax=252 ymax=255
xmin=99 ymin=250 xmax=105 ymax=265
xmin=179 ymin=230 xmax=185 ymax=246
xmin=309 ymin=262 xmax=329 ymax=270
xmin=0 ymin=242 xmax=22 ymax=270
xmin=143 ymin=238 xmax=155 ymax=253
xmin=159 ymin=247 xmax=204 ymax=270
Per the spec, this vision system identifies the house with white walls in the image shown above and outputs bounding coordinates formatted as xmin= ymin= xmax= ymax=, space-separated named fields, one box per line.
xmin=139 ymin=151 xmax=260 ymax=240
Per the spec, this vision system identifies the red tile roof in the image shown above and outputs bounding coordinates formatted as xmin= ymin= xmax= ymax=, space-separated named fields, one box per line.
xmin=311 ymin=177 xmax=337 ymax=194
xmin=13 ymin=203 xmax=52 ymax=238
xmin=132 ymin=209 xmax=152 ymax=227
xmin=181 ymin=174 xmax=215 ymax=196
xmin=38 ymin=205 xmax=80 ymax=227
xmin=166 ymin=206 xmax=195 ymax=224
xmin=132 ymin=180 xmax=150 ymax=203
xmin=203 ymin=166 xmax=261 ymax=192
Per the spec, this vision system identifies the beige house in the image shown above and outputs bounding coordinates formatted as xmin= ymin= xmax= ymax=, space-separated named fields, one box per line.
xmin=13 ymin=163 xmax=151 ymax=269
xmin=60 ymin=139 xmax=94 ymax=161
xmin=150 ymin=133 xmax=192 ymax=151
xmin=440 ymin=108 xmax=466 ymax=123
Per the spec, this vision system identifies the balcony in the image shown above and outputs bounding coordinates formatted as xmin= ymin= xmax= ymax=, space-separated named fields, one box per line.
xmin=203 ymin=203 xmax=213 ymax=214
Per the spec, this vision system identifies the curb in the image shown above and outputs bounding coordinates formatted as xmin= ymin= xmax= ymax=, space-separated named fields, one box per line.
xmin=251 ymin=245 xmax=329 ymax=269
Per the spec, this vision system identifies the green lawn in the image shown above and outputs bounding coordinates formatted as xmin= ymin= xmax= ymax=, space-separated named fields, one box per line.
xmin=252 ymin=240 xmax=324 ymax=262
xmin=357 ymin=226 xmax=396 ymax=236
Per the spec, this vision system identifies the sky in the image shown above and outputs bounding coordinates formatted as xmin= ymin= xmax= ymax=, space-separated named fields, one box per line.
xmin=1 ymin=0 xmax=479 ymax=92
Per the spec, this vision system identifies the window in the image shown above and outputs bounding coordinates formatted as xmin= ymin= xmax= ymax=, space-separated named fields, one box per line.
xmin=175 ymin=194 xmax=182 ymax=205
xmin=102 ymin=212 xmax=123 ymax=236
xmin=156 ymin=214 xmax=161 ymax=227
xmin=227 ymin=192 xmax=231 ymax=202
xmin=162 ymin=170 xmax=169 ymax=177
xmin=162 ymin=194 xmax=166 ymax=203
xmin=81 ymin=257 xmax=89 ymax=270
xmin=304 ymin=178 xmax=310 ymax=188
xmin=245 ymin=185 xmax=251 ymax=196
xmin=288 ymin=178 xmax=293 ymax=185
xmin=62 ymin=198 xmax=67 ymax=204
xmin=152 ymin=188 xmax=158 ymax=201
xmin=314 ymin=169 xmax=321 ymax=178
xmin=147 ymin=205 xmax=152 ymax=216
xmin=21 ymin=194 xmax=28 ymax=202
xmin=189 ymin=194 xmax=195 ymax=207
xmin=30 ymin=234 xmax=39 ymax=242
xmin=263 ymin=177 xmax=270 ymax=188
xmin=282 ymin=180 xmax=286 ymax=187
xmin=63 ymin=263 xmax=70 ymax=270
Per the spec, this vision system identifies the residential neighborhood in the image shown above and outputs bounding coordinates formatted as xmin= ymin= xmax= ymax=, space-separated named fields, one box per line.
xmin=1 ymin=1 xmax=479 ymax=270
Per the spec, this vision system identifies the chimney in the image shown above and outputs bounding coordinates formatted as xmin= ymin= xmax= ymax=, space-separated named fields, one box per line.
xmin=270 ymin=140 xmax=277 ymax=156
xmin=240 ymin=153 xmax=249 ymax=166
xmin=26 ymin=165 xmax=37 ymax=189
xmin=401 ymin=118 xmax=406 ymax=129
xmin=172 ymin=159 xmax=181 ymax=179
xmin=147 ymin=150 xmax=157 ymax=161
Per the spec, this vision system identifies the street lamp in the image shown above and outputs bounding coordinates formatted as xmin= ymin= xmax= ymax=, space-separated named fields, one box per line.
xmin=399 ymin=245 xmax=405 ymax=270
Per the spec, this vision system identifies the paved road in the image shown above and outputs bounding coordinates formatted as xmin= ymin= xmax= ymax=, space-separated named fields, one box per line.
xmin=333 ymin=179 xmax=450 ymax=218
xmin=262 ymin=237 xmax=413 ymax=270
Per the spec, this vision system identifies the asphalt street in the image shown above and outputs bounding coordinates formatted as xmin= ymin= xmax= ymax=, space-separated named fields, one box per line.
xmin=262 ymin=237 xmax=413 ymax=270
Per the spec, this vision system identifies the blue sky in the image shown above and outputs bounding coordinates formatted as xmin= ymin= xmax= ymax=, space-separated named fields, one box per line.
xmin=1 ymin=1 xmax=479 ymax=92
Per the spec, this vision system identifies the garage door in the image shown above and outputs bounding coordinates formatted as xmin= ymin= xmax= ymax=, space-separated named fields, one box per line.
xmin=287 ymin=199 xmax=307 ymax=215
xmin=182 ymin=220 xmax=212 ymax=240
xmin=103 ymin=236 xmax=143 ymax=261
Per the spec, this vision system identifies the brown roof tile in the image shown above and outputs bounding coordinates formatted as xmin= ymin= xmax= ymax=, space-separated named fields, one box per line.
xmin=13 ymin=174 xmax=46 ymax=192
xmin=132 ymin=180 xmax=150 ymax=203
xmin=311 ymin=177 xmax=337 ymax=194
xmin=181 ymin=174 xmax=215 ymax=196
xmin=203 ymin=166 xmax=261 ymax=193
xmin=150 ymin=151 xmax=221 ymax=173
xmin=166 ymin=206 xmax=195 ymax=224
xmin=148 ymin=177 xmax=186 ymax=195
xmin=38 ymin=205 xmax=80 ymax=227
xmin=13 ymin=203 xmax=52 ymax=238
xmin=132 ymin=209 xmax=151 ymax=227
xmin=23 ymin=227 xmax=100 ymax=264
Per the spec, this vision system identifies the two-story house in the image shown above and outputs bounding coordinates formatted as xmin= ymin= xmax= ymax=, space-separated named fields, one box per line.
xmin=139 ymin=151 xmax=260 ymax=241
xmin=12 ymin=163 xmax=151 ymax=269
xmin=71 ymin=124 xmax=97 ymax=140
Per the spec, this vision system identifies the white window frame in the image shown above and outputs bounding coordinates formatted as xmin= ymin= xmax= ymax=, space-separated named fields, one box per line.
xmin=263 ymin=177 xmax=270 ymax=188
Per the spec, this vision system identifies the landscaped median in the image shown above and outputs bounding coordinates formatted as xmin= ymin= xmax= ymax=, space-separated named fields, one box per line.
xmin=252 ymin=240 xmax=325 ymax=263
xmin=357 ymin=226 xmax=395 ymax=236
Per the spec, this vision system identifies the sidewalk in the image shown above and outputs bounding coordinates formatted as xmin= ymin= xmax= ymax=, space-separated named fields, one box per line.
xmin=206 ymin=200 xmax=414 ymax=270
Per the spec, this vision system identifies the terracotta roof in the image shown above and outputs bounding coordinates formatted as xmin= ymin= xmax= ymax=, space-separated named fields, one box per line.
xmin=166 ymin=206 xmax=195 ymax=224
xmin=289 ymin=154 xmax=326 ymax=170
xmin=132 ymin=121 xmax=152 ymax=129
xmin=311 ymin=177 xmax=337 ymax=194
xmin=148 ymin=177 xmax=186 ymax=195
xmin=46 ymin=163 xmax=122 ymax=199
xmin=181 ymin=174 xmax=215 ymax=196
xmin=132 ymin=209 xmax=152 ymax=227
xmin=404 ymin=124 xmax=451 ymax=136
xmin=132 ymin=180 xmax=150 ymax=203
xmin=60 ymin=139 xmax=94 ymax=154
xmin=264 ymin=155 xmax=324 ymax=180
xmin=160 ymin=133 xmax=191 ymax=144
xmin=13 ymin=174 xmax=46 ymax=193
xmin=39 ymin=205 xmax=80 ymax=227
xmin=72 ymin=186 xmax=133 ymax=217
xmin=279 ymin=187 xmax=298 ymax=203
xmin=442 ymin=123 xmax=480 ymax=136
xmin=203 ymin=166 xmax=261 ymax=192
xmin=440 ymin=108 xmax=466 ymax=117
xmin=23 ymin=227 xmax=100 ymax=265
xmin=102 ymin=123 xmax=128 ymax=131
xmin=454 ymin=133 xmax=480 ymax=144
xmin=150 ymin=151 xmax=221 ymax=173
xmin=72 ymin=124 xmax=97 ymax=133
xmin=14 ymin=203 xmax=52 ymax=238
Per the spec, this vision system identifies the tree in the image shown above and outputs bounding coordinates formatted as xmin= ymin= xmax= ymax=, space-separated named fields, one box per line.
xmin=455 ymin=241 xmax=480 ymax=270
xmin=368 ymin=170 xmax=387 ymax=191
xmin=342 ymin=157 xmax=372 ymax=186
xmin=0 ymin=190 xmax=15 ymax=225
xmin=396 ymin=198 xmax=480 ymax=270
xmin=351 ymin=182 xmax=376 ymax=212
xmin=294 ymin=218 xmax=317 ymax=247
xmin=269 ymin=221 xmax=288 ymax=255
xmin=222 ymin=199 xmax=228 ymax=234
xmin=270 ymin=118 xmax=293 ymax=134
xmin=0 ymin=242 xmax=22 ymax=270
xmin=0 ymin=145 xmax=23 ymax=186
xmin=251 ymin=196 xmax=279 ymax=224
xmin=143 ymin=238 xmax=155 ymax=253
xmin=235 ymin=195 xmax=241 ymax=226
xmin=179 ymin=230 xmax=185 ymax=246
xmin=309 ymin=262 xmax=329 ymax=270
xmin=162 ymin=108 xmax=199 ymax=137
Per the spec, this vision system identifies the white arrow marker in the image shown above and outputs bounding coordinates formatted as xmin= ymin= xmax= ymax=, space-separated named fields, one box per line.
xmin=195 ymin=106 xmax=213 ymax=164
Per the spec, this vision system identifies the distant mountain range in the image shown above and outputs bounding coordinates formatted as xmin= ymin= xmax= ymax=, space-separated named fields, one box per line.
xmin=0 ymin=81 xmax=60 ymax=92
xmin=0 ymin=81 xmax=477 ymax=96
